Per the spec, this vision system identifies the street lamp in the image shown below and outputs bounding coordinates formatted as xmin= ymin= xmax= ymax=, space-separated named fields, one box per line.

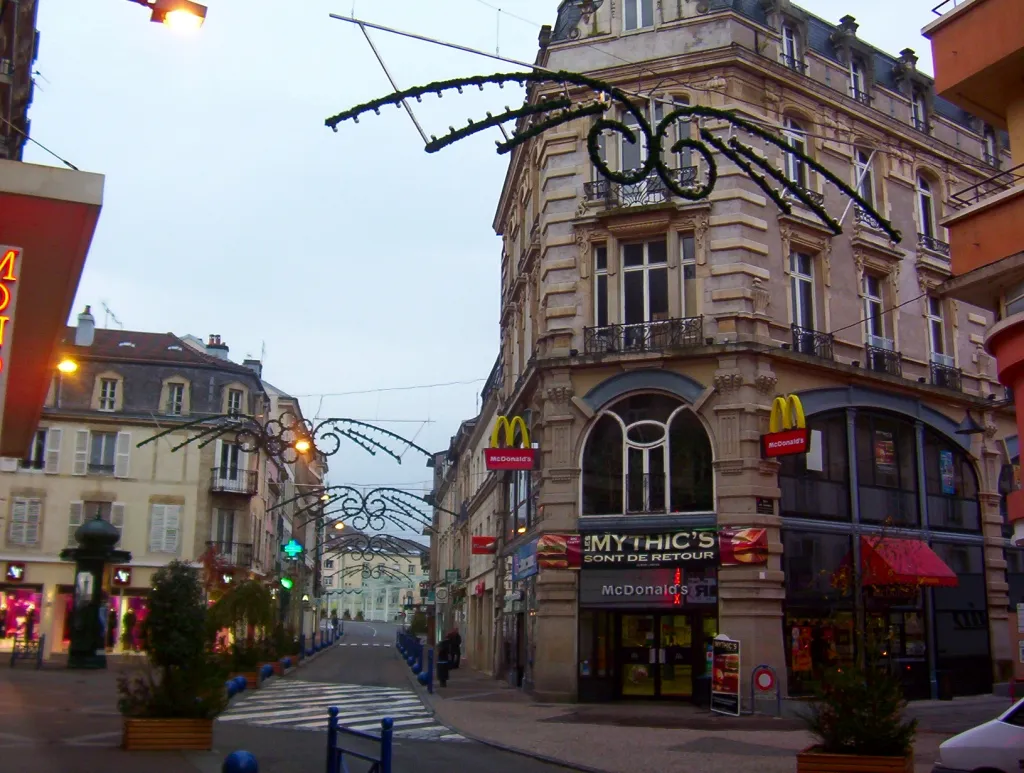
xmin=128 ymin=0 xmax=208 ymax=29
xmin=57 ymin=357 xmax=78 ymax=374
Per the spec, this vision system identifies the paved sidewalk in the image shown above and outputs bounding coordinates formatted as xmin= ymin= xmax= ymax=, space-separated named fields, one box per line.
xmin=417 ymin=665 xmax=1013 ymax=773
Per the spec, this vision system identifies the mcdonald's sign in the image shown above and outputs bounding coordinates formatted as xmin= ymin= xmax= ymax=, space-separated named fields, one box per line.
xmin=761 ymin=394 xmax=809 ymax=458
xmin=484 ymin=415 xmax=537 ymax=471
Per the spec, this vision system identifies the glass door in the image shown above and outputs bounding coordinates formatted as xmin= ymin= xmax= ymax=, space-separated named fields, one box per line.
xmin=659 ymin=614 xmax=693 ymax=697
xmin=620 ymin=614 xmax=657 ymax=697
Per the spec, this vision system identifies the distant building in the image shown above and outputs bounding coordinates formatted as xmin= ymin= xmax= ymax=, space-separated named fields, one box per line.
xmin=0 ymin=0 xmax=39 ymax=161
xmin=321 ymin=532 xmax=427 ymax=623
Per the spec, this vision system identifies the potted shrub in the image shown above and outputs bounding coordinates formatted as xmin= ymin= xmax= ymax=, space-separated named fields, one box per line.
xmin=117 ymin=561 xmax=227 ymax=751
xmin=209 ymin=579 xmax=276 ymax=688
xmin=797 ymin=661 xmax=917 ymax=772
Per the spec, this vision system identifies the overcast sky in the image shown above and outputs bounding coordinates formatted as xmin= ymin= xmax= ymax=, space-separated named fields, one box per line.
xmin=26 ymin=0 xmax=942 ymax=527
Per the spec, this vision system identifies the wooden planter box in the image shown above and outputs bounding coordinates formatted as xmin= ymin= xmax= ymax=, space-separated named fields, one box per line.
xmin=797 ymin=747 xmax=913 ymax=773
xmin=270 ymin=661 xmax=283 ymax=676
xmin=229 ymin=672 xmax=259 ymax=690
xmin=122 ymin=718 xmax=214 ymax=751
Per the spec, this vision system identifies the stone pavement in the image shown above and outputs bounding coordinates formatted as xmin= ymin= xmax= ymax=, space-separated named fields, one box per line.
xmin=416 ymin=664 xmax=1016 ymax=773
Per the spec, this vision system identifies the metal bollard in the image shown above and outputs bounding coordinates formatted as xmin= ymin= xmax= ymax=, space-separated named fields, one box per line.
xmin=222 ymin=750 xmax=259 ymax=773
xmin=380 ymin=717 xmax=394 ymax=773
xmin=326 ymin=706 xmax=340 ymax=773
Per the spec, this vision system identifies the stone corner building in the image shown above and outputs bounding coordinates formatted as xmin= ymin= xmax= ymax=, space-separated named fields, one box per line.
xmin=431 ymin=0 xmax=1024 ymax=706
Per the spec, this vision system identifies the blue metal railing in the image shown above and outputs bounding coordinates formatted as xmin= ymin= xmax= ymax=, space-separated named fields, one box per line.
xmin=327 ymin=706 xmax=393 ymax=773
xmin=397 ymin=629 xmax=434 ymax=694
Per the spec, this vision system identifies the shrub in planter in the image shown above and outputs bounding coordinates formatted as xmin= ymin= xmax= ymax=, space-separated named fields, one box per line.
xmin=355 ymin=610 xmax=364 ymax=621
xmin=798 ymin=662 xmax=917 ymax=772
xmin=117 ymin=562 xmax=227 ymax=750
xmin=409 ymin=610 xmax=428 ymax=636
xmin=342 ymin=610 xmax=352 ymax=620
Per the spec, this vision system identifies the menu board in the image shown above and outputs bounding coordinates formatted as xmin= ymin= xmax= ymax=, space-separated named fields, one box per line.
xmin=710 ymin=636 xmax=741 ymax=716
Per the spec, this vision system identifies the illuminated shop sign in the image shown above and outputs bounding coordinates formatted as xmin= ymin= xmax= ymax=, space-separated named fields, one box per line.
xmin=5 ymin=562 xmax=25 ymax=582
xmin=0 ymin=247 xmax=21 ymax=374
xmin=579 ymin=568 xmax=718 ymax=609
xmin=112 ymin=567 xmax=132 ymax=586
xmin=583 ymin=530 xmax=719 ymax=568
xmin=484 ymin=415 xmax=537 ymax=471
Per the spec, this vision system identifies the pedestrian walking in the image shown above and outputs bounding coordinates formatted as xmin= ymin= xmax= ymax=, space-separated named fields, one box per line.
xmin=448 ymin=627 xmax=462 ymax=669
xmin=435 ymin=636 xmax=451 ymax=688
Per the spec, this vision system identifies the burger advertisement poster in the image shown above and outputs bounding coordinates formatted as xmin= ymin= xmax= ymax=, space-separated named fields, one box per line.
xmin=710 ymin=636 xmax=742 ymax=716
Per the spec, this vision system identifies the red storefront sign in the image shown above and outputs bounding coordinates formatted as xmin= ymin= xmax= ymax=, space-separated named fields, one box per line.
xmin=761 ymin=428 xmax=809 ymax=457
xmin=471 ymin=536 xmax=497 ymax=555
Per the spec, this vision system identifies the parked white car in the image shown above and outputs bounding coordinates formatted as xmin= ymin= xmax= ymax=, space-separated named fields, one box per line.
xmin=932 ymin=698 xmax=1024 ymax=773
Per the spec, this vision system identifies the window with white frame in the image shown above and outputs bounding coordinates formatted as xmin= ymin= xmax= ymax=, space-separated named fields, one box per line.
xmin=325 ymin=559 xmax=334 ymax=569
xmin=21 ymin=429 xmax=46 ymax=471
xmin=671 ymin=95 xmax=694 ymax=174
xmin=849 ymin=58 xmax=867 ymax=102
xmin=7 ymin=497 xmax=41 ymax=546
xmin=218 ymin=442 xmax=242 ymax=478
xmin=681 ymin=234 xmax=697 ymax=317
xmin=621 ymin=105 xmax=661 ymax=173
xmin=622 ymin=240 xmax=669 ymax=331
xmin=854 ymin=147 xmax=875 ymax=208
xmin=99 ymin=378 xmax=117 ymax=412
xmin=862 ymin=274 xmax=891 ymax=349
xmin=983 ymin=126 xmax=999 ymax=167
xmin=790 ymin=252 xmax=815 ymax=329
xmin=623 ymin=0 xmax=653 ymax=31
xmin=917 ymin=174 xmax=937 ymax=240
xmin=781 ymin=25 xmax=801 ymax=70
xmin=912 ymin=90 xmax=927 ymax=131
xmin=783 ymin=117 xmax=808 ymax=187
xmin=89 ymin=432 xmax=118 ymax=475
xmin=166 ymin=382 xmax=185 ymax=415
xmin=227 ymin=388 xmax=244 ymax=416
xmin=324 ymin=576 xmax=334 ymax=588
xmin=926 ymin=297 xmax=953 ymax=367
xmin=594 ymin=244 xmax=609 ymax=328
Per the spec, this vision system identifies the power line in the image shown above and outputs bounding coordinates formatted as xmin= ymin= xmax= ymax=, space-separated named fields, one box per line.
xmin=293 ymin=378 xmax=485 ymax=399
xmin=0 ymin=115 xmax=78 ymax=170
xmin=830 ymin=292 xmax=928 ymax=337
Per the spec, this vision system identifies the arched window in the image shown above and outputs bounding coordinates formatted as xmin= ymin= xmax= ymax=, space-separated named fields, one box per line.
xmin=923 ymin=430 xmax=980 ymax=532
xmin=779 ymin=411 xmax=850 ymax=521
xmin=783 ymin=117 xmax=808 ymax=187
xmin=916 ymin=173 xmax=938 ymax=239
xmin=581 ymin=393 xmax=713 ymax=515
xmin=855 ymin=412 xmax=919 ymax=527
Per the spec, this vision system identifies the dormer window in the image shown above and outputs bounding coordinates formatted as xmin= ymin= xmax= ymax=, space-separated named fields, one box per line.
xmin=99 ymin=378 xmax=117 ymax=412
xmin=983 ymin=126 xmax=999 ymax=168
xmin=781 ymin=25 xmax=803 ymax=72
xmin=117 ymin=341 xmax=136 ymax=348
xmin=623 ymin=0 xmax=653 ymax=31
xmin=911 ymin=90 xmax=928 ymax=132
xmin=227 ymin=388 xmax=244 ymax=416
xmin=849 ymin=58 xmax=868 ymax=104
xmin=167 ymin=344 xmax=183 ymax=351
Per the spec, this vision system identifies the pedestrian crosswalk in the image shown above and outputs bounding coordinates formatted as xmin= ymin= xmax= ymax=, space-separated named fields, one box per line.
xmin=217 ymin=679 xmax=466 ymax=742
xmin=336 ymin=642 xmax=391 ymax=647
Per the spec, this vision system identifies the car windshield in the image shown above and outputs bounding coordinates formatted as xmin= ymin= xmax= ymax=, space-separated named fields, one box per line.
xmin=1002 ymin=700 xmax=1024 ymax=728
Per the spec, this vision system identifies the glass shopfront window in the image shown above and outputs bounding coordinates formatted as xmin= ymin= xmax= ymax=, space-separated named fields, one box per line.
xmin=856 ymin=413 xmax=919 ymax=527
xmin=0 ymin=586 xmax=43 ymax=645
xmin=924 ymin=432 xmax=981 ymax=532
xmin=779 ymin=412 xmax=850 ymax=521
xmin=1007 ymin=548 xmax=1024 ymax=610
xmin=931 ymin=542 xmax=992 ymax=696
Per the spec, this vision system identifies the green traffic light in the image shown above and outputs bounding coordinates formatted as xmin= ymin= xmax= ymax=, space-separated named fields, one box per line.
xmin=280 ymin=577 xmax=294 ymax=590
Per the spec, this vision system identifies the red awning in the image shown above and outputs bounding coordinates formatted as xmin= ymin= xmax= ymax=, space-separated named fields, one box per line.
xmin=860 ymin=536 xmax=959 ymax=588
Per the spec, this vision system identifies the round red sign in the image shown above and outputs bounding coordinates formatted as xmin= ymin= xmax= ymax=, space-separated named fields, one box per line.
xmin=753 ymin=666 xmax=775 ymax=692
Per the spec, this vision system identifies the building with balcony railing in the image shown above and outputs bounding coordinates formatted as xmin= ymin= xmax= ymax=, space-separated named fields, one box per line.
xmin=431 ymin=0 xmax=1020 ymax=705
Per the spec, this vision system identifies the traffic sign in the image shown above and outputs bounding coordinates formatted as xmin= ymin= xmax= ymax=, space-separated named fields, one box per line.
xmin=753 ymin=665 xmax=775 ymax=692
xmin=434 ymin=587 xmax=450 ymax=604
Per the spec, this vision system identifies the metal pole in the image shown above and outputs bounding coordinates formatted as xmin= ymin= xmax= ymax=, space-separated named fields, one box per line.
xmin=427 ymin=647 xmax=434 ymax=694
xmin=379 ymin=717 xmax=394 ymax=773
xmin=358 ymin=24 xmax=430 ymax=145
xmin=838 ymin=149 xmax=877 ymax=227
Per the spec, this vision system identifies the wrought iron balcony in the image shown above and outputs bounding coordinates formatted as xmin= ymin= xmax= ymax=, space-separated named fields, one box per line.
xmin=855 ymin=205 xmax=883 ymax=231
xmin=866 ymin=344 xmax=902 ymax=377
xmin=207 ymin=540 xmax=253 ymax=568
xmin=211 ymin=467 xmax=258 ymax=495
xmin=785 ymin=190 xmax=824 ymax=207
xmin=480 ymin=354 xmax=504 ymax=407
xmin=583 ymin=316 xmax=703 ymax=355
xmin=912 ymin=117 xmax=929 ymax=133
xmin=779 ymin=54 xmax=807 ymax=73
xmin=949 ymin=162 xmax=1024 ymax=210
xmin=583 ymin=167 xmax=699 ymax=209
xmin=626 ymin=473 xmax=667 ymax=514
xmin=917 ymin=233 xmax=951 ymax=257
xmin=88 ymin=463 xmax=114 ymax=476
xmin=791 ymin=325 xmax=834 ymax=360
xmin=930 ymin=361 xmax=963 ymax=392
xmin=851 ymin=88 xmax=871 ymax=105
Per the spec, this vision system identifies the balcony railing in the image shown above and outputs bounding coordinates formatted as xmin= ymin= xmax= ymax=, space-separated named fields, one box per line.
xmin=912 ymin=117 xmax=929 ymax=133
xmin=917 ymin=232 xmax=951 ymax=257
xmin=211 ymin=468 xmax=258 ymax=495
xmin=88 ymin=463 xmax=114 ymax=476
xmin=480 ymin=354 xmax=504 ymax=407
xmin=785 ymin=190 xmax=825 ymax=208
xmin=583 ymin=316 xmax=703 ymax=355
xmin=583 ymin=167 xmax=699 ymax=208
xmin=866 ymin=344 xmax=902 ymax=377
xmin=626 ymin=473 xmax=667 ymax=514
xmin=949 ymin=162 xmax=1024 ymax=210
xmin=931 ymin=0 xmax=965 ymax=15
xmin=779 ymin=54 xmax=807 ymax=73
xmin=791 ymin=325 xmax=835 ymax=360
xmin=855 ymin=205 xmax=883 ymax=231
xmin=207 ymin=541 xmax=253 ymax=568
xmin=930 ymin=361 xmax=963 ymax=392
xmin=851 ymin=88 xmax=871 ymax=105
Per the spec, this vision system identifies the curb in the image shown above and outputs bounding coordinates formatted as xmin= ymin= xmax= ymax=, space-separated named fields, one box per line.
xmin=395 ymin=646 xmax=605 ymax=773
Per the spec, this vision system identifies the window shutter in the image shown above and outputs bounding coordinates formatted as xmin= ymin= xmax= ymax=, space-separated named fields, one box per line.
xmin=0 ymin=457 xmax=17 ymax=472
xmin=8 ymin=498 xmax=27 ymax=544
xmin=68 ymin=501 xmax=84 ymax=546
xmin=24 ymin=499 xmax=41 ymax=545
xmin=149 ymin=504 xmax=166 ymax=553
xmin=45 ymin=428 xmax=62 ymax=474
xmin=111 ymin=502 xmax=125 ymax=541
xmin=214 ymin=439 xmax=223 ymax=476
xmin=114 ymin=432 xmax=131 ymax=478
xmin=163 ymin=505 xmax=181 ymax=553
xmin=73 ymin=430 xmax=89 ymax=476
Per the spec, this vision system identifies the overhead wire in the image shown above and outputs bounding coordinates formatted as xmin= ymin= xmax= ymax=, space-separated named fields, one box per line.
xmin=0 ymin=115 xmax=79 ymax=170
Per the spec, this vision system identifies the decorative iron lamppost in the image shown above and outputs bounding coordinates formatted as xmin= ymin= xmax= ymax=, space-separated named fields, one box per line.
xmin=59 ymin=516 xmax=132 ymax=669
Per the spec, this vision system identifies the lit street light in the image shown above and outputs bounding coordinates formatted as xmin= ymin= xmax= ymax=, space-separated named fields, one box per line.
xmin=127 ymin=0 xmax=208 ymax=29
xmin=56 ymin=358 xmax=78 ymax=374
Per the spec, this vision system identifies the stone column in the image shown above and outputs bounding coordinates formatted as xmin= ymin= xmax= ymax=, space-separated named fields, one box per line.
xmin=978 ymin=424 xmax=1013 ymax=684
xmin=710 ymin=355 xmax=787 ymax=704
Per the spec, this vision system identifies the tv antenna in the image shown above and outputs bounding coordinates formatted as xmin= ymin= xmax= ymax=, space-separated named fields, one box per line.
xmin=101 ymin=301 xmax=123 ymax=330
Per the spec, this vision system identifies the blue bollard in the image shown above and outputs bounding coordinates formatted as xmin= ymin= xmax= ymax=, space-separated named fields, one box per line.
xmin=222 ymin=750 xmax=259 ymax=773
xmin=298 ymin=634 xmax=305 ymax=659
xmin=233 ymin=675 xmax=247 ymax=693
xmin=260 ymin=663 xmax=273 ymax=680
xmin=327 ymin=706 xmax=340 ymax=773
xmin=281 ymin=656 xmax=291 ymax=669
xmin=380 ymin=717 xmax=394 ymax=773
xmin=225 ymin=680 xmax=236 ymax=697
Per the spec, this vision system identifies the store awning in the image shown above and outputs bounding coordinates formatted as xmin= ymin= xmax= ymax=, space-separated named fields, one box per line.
xmin=0 ymin=160 xmax=103 ymax=457
xmin=860 ymin=536 xmax=959 ymax=588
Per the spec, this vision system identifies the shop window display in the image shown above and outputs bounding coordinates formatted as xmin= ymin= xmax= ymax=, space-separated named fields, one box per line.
xmin=855 ymin=413 xmax=919 ymax=527
xmin=779 ymin=411 xmax=850 ymax=521
xmin=924 ymin=431 xmax=981 ymax=532
xmin=0 ymin=588 xmax=42 ymax=645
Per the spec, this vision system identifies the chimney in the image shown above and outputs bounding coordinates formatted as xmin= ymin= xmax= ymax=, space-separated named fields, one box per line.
xmin=838 ymin=14 xmax=858 ymax=36
xmin=75 ymin=305 xmax=95 ymax=347
xmin=206 ymin=334 xmax=229 ymax=360
xmin=898 ymin=48 xmax=918 ymax=71
xmin=242 ymin=358 xmax=263 ymax=378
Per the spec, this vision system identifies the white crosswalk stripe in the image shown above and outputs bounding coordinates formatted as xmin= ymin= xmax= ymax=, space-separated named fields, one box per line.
xmin=336 ymin=642 xmax=391 ymax=647
xmin=218 ymin=679 xmax=466 ymax=742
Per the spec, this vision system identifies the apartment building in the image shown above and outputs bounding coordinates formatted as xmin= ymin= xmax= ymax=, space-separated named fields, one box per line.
xmin=0 ymin=0 xmax=38 ymax=161
xmin=0 ymin=308 xmax=270 ymax=657
xmin=321 ymin=532 xmax=427 ymax=623
xmin=432 ymin=0 xmax=1023 ymax=705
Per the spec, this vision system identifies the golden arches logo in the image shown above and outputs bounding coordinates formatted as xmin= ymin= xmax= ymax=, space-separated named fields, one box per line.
xmin=769 ymin=395 xmax=806 ymax=433
xmin=490 ymin=415 xmax=530 ymax=449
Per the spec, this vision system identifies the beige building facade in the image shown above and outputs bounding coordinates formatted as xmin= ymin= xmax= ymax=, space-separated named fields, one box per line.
xmin=432 ymin=1 xmax=1022 ymax=704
